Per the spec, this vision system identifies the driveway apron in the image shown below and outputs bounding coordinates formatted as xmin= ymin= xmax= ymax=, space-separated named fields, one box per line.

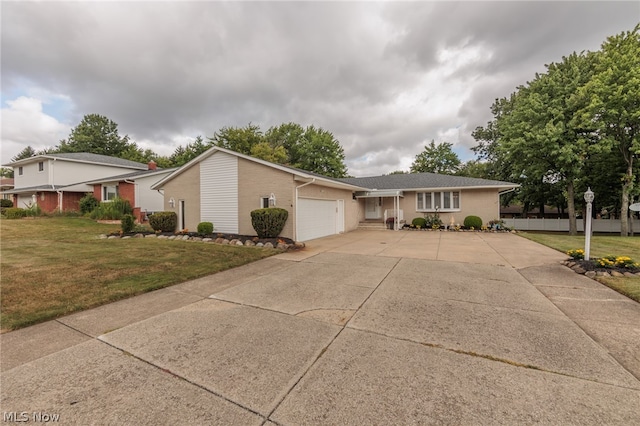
xmin=2 ymin=230 xmax=639 ymax=425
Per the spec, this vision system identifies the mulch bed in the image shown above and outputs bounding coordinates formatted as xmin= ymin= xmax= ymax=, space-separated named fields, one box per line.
xmin=564 ymin=259 xmax=640 ymax=276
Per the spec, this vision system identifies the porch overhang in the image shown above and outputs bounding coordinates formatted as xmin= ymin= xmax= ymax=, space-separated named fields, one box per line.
xmin=355 ymin=190 xmax=404 ymax=198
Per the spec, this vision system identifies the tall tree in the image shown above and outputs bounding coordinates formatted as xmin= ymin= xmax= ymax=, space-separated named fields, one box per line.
xmin=208 ymin=122 xmax=349 ymax=178
xmin=11 ymin=146 xmax=37 ymax=162
xmin=208 ymin=123 xmax=263 ymax=155
xmin=410 ymin=140 xmax=461 ymax=174
xmin=0 ymin=167 xmax=14 ymax=178
xmin=169 ymin=136 xmax=210 ymax=167
xmin=250 ymin=142 xmax=288 ymax=164
xmin=57 ymin=114 xmax=131 ymax=157
xmin=264 ymin=122 xmax=305 ymax=164
xmin=578 ymin=25 xmax=640 ymax=235
xmin=295 ymin=126 xmax=348 ymax=178
xmin=496 ymin=52 xmax=595 ymax=235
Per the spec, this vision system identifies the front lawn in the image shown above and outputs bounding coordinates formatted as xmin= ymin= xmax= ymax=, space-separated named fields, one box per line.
xmin=0 ymin=217 xmax=278 ymax=332
xmin=519 ymin=232 xmax=640 ymax=302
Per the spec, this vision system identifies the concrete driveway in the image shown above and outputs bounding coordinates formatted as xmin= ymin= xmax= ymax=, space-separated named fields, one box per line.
xmin=2 ymin=230 xmax=639 ymax=424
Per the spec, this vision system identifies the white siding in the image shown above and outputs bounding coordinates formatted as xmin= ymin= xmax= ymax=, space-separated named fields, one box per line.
xmin=200 ymin=152 xmax=238 ymax=233
xmin=13 ymin=159 xmax=144 ymax=189
xmin=136 ymin=172 xmax=171 ymax=213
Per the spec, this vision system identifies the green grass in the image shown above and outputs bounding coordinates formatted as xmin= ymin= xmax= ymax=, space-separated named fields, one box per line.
xmin=519 ymin=232 xmax=640 ymax=302
xmin=0 ymin=217 xmax=278 ymax=332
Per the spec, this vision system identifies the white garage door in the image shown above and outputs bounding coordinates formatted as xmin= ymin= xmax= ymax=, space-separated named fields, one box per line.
xmin=297 ymin=198 xmax=343 ymax=242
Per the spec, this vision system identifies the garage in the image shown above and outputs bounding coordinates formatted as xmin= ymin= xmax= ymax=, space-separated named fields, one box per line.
xmin=297 ymin=198 xmax=344 ymax=241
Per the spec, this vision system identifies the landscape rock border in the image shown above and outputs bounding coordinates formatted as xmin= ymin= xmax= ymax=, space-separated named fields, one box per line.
xmin=99 ymin=233 xmax=305 ymax=251
xmin=562 ymin=259 xmax=640 ymax=279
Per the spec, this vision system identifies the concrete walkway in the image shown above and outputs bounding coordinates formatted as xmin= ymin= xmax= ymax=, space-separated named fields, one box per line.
xmin=2 ymin=230 xmax=639 ymax=424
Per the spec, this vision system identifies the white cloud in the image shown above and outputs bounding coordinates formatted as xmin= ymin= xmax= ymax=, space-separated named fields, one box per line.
xmin=1 ymin=96 xmax=70 ymax=163
xmin=1 ymin=1 xmax=638 ymax=174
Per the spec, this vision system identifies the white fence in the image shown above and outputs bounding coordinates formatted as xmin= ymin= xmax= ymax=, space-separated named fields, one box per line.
xmin=502 ymin=218 xmax=629 ymax=233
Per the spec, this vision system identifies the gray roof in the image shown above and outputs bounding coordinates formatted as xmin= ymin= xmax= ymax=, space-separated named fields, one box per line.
xmin=340 ymin=173 xmax=518 ymax=190
xmin=5 ymin=153 xmax=148 ymax=169
xmin=3 ymin=184 xmax=80 ymax=194
xmin=82 ymin=168 xmax=177 ymax=184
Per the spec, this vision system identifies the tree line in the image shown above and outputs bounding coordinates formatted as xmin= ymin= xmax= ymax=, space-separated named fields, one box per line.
xmin=7 ymin=116 xmax=349 ymax=179
xmin=470 ymin=25 xmax=639 ymax=236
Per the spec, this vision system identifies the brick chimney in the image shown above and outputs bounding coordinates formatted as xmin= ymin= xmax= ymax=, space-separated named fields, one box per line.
xmin=148 ymin=160 xmax=157 ymax=170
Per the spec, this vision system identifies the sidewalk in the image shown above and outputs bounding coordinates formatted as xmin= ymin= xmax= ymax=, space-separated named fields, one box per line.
xmin=2 ymin=231 xmax=639 ymax=424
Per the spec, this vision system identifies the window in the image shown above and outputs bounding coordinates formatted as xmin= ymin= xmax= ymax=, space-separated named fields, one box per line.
xmin=260 ymin=196 xmax=270 ymax=208
xmin=18 ymin=167 xmax=23 ymax=176
xmin=38 ymin=162 xmax=44 ymax=172
xmin=416 ymin=191 xmax=460 ymax=211
xmin=102 ymin=185 xmax=118 ymax=201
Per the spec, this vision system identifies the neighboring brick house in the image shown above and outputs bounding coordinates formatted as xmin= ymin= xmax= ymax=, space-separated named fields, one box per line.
xmin=84 ymin=164 xmax=176 ymax=222
xmin=1 ymin=178 xmax=14 ymax=201
xmin=2 ymin=153 xmax=154 ymax=214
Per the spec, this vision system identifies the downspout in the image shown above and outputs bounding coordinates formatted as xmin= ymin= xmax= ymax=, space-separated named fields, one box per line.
xmin=51 ymin=158 xmax=59 ymax=211
xmin=498 ymin=187 xmax=517 ymax=220
xmin=294 ymin=178 xmax=316 ymax=241
xmin=124 ymin=178 xmax=138 ymax=220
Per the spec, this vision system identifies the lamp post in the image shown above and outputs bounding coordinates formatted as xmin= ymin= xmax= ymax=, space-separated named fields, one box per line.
xmin=584 ymin=187 xmax=594 ymax=261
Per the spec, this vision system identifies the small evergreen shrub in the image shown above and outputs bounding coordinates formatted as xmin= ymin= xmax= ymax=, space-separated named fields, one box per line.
xmin=197 ymin=221 xmax=214 ymax=235
xmin=79 ymin=193 xmax=99 ymax=214
xmin=121 ymin=214 xmax=135 ymax=233
xmin=412 ymin=217 xmax=427 ymax=228
xmin=149 ymin=211 xmax=178 ymax=232
xmin=250 ymin=208 xmax=289 ymax=238
xmin=0 ymin=199 xmax=13 ymax=208
xmin=463 ymin=215 xmax=483 ymax=229
xmin=4 ymin=207 xmax=26 ymax=219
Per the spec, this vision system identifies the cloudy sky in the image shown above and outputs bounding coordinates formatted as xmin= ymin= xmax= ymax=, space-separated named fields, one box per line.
xmin=2 ymin=1 xmax=638 ymax=176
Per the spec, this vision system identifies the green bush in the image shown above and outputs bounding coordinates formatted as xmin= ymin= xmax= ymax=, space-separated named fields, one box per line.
xmin=79 ymin=193 xmax=99 ymax=214
xmin=250 ymin=208 xmax=289 ymax=238
xmin=4 ymin=207 xmax=26 ymax=219
xmin=0 ymin=199 xmax=13 ymax=208
xmin=149 ymin=211 xmax=178 ymax=232
xmin=424 ymin=214 xmax=443 ymax=229
xmin=197 ymin=221 xmax=214 ymax=235
xmin=121 ymin=214 xmax=135 ymax=233
xmin=464 ymin=215 xmax=483 ymax=229
xmin=23 ymin=203 xmax=42 ymax=217
xmin=411 ymin=217 xmax=427 ymax=228
xmin=90 ymin=197 xmax=133 ymax=220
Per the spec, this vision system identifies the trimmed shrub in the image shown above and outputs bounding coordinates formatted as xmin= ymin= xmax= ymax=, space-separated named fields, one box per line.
xmin=149 ymin=211 xmax=178 ymax=232
xmin=197 ymin=221 xmax=214 ymax=235
xmin=250 ymin=208 xmax=289 ymax=238
xmin=411 ymin=217 xmax=427 ymax=228
xmin=0 ymin=199 xmax=13 ymax=208
xmin=79 ymin=193 xmax=99 ymax=214
xmin=90 ymin=197 xmax=133 ymax=220
xmin=463 ymin=215 xmax=483 ymax=229
xmin=4 ymin=207 xmax=26 ymax=219
xmin=121 ymin=214 xmax=135 ymax=233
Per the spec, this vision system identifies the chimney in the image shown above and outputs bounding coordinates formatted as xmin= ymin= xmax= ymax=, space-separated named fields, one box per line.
xmin=148 ymin=160 xmax=157 ymax=171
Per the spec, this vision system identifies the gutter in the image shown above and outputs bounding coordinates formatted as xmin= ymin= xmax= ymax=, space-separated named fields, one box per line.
xmin=294 ymin=178 xmax=316 ymax=241
xmin=499 ymin=187 xmax=517 ymax=196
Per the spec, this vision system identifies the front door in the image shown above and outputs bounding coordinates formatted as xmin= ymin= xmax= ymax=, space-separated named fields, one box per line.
xmin=365 ymin=197 xmax=381 ymax=219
